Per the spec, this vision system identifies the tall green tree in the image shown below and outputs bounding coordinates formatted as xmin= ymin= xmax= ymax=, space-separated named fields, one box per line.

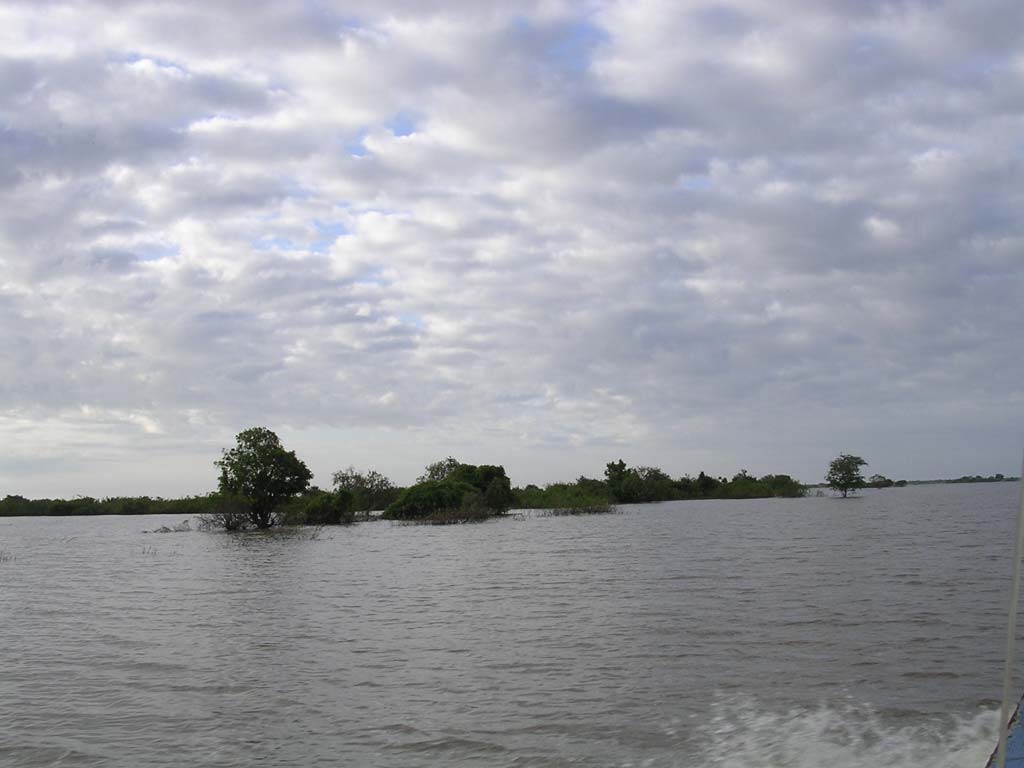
xmin=215 ymin=427 xmax=313 ymax=528
xmin=826 ymin=454 xmax=868 ymax=497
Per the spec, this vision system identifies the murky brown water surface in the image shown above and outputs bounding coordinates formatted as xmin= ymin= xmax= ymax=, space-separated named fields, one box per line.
xmin=1 ymin=482 xmax=1020 ymax=766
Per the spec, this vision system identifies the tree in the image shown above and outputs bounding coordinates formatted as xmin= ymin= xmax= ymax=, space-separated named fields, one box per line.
xmin=826 ymin=454 xmax=868 ymax=497
xmin=604 ymin=459 xmax=639 ymax=502
xmin=868 ymin=474 xmax=894 ymax=489
xmin=448 ymin=463 xmax=514 ymax=511
xmin=418 ymin=456 xmax=462 ymax=483
xmin=282 ymin=488 xmax=355 ymax=526
xmin=215 ymin=427 xmax=313 ymax=529
xmin=332 ymin=466 xmax=397 ymax=516
xmin=386 ymin=461 xmax=515 ymax=520
xmin=383 ymin=479 xmax=478 ymax=520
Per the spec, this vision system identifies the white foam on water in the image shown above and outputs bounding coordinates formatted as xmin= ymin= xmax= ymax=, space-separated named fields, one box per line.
xmin=691 ymin=698 xmax=999 ymax=768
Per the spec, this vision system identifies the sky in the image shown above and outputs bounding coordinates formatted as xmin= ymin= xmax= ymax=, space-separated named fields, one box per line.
xmin=1 ymin=0 xmax=1022 ymax=499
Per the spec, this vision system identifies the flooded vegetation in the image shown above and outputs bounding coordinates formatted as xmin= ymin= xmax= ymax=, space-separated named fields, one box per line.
xmin=1 ymin=429 xmax=805 ymax=525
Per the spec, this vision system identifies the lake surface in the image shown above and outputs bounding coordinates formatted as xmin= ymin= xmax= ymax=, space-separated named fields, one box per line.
xmin=1 ymin=482 xmax=1021 ymax=767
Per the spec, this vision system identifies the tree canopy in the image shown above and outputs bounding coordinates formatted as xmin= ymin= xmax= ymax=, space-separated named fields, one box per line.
xmin=215 ymin=427 xmax=313 ymax=528
xmin=417 ymin=456 xmax=462 ymax=483
xmin=331 ymin=466 xmax=397 ymax=514
xmin=385 ymin=459 xmax=515 ymax=520
xmin=826 ymin=454 xmax=868 ymax=497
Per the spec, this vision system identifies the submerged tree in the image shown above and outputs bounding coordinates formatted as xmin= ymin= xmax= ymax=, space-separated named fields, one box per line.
xmin=214 ymin=427 xmax=313 ymax=529
xmin=331 ymin=466 xmax=397 ymax=515
xmin=387 ymin=461 xmax=514 ymax=520
xmin=826 ymin=454 xmax=868 ymax=497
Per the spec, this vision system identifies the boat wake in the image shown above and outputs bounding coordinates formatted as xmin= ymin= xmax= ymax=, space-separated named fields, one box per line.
xmin=693 ymin=697 xmax=998 ymax=768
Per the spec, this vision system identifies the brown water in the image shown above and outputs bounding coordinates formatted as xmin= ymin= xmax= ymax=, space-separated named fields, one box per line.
xmin=0 ymin=482 xmax=1019 ymax=766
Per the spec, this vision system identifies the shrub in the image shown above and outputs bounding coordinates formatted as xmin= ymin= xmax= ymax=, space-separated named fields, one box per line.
xmin=536 ymin=502 xmax=618 ymax=517
xmin=280 ymin=489 xmax=355 ymax=526
xmin=196 ymin=493 xmax=252 ymax=532
xmin=383 ymin=480 xmax=479 ymax=520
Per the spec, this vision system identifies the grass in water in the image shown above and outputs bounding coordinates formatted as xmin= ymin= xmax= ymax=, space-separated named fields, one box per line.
xmin=534 ymin=503 xmax=619 ymax=517
xmin=397 ymin=507 xmax=500 ymax=525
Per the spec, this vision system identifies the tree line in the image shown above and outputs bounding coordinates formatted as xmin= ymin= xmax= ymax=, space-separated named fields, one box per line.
xmin=0 ymin=427 xmax=810 ymax=525
xmin=517 ymin=461 xmax=804 ymax=508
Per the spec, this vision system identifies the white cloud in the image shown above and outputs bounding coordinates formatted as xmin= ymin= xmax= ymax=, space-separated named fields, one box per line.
xmin=863 ymin=216 xmax=902 ymax=241
xmin=0 ymin=0 xmax=1021 ymax=497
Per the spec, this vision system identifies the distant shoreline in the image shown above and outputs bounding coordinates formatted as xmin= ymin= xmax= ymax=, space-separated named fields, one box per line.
xmin=1 ymin=477 xmax=1017 ymax=517
xmin=805 ymin=475 xmax=1019 ymax=489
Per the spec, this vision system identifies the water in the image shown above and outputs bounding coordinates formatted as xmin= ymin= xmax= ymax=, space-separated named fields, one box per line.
xmin=0 ymin=482 xmax=1019 ymax=767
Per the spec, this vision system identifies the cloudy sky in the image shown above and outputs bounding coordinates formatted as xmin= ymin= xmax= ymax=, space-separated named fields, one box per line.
xmin=1 ymin=0 xmax=1021 ymax=498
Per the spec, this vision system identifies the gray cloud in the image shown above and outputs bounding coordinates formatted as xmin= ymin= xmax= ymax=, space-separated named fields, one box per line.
xmin=0 ymin=0 xmax=1021 ymax=497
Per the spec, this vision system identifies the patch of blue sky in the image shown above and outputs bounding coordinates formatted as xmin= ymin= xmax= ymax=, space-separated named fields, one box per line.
xmin=386 ymin=111 xmax=417 ymax=137
xmin=544 ymin=19 xmax=608 ymax=74
xmin=344 ymin=130 xmax=369 ymax=157
xmin=311 ymin=220 xmax=348 ymax=253
xmin=398 ymin=313 xmax=425 ymax=330
xmin=110 ymin=51 xmax=187 ymax=73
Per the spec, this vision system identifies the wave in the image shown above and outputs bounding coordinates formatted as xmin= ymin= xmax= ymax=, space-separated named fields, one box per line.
xmin=692 ymin=696 xmax=998 ymax=768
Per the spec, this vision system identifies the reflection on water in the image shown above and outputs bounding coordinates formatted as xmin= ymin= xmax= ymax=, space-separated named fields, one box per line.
xmin=0 ymin=482 xmax=1018 ymax=766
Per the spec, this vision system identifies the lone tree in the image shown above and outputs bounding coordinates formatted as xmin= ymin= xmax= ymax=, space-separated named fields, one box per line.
xmin=215 ymin=427 xmax=313 ymax=528
xmin=826 ymin=454 xmax=868 ymax=497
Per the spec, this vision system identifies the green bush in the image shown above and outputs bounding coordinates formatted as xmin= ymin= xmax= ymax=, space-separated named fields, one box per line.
xmin=383 ymin=480 xmax=479 ymax=520
xmin=513 ymin=480 xmax=611 ymax=509
xmin=280 ymin=489 xmax=355 ymax=526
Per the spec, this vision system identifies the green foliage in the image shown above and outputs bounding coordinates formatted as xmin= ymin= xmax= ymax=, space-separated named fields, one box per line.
xmin=280 ymin=488 xmax=355 ymax=526
xmin=1 ymin=453 xmax=809 ymax=523
xmin=393 ymin=460 xmax=515 ymax=518
xmin=826 ymin=454 xmax=868 ymax=497
xmin=383 ymin=479 xmax=478 ymax=520
xmin=868 ymin=474 xmax=894 ymax=488
xmin=0 ymin=493 xmax=220 ymax=518
xmin=397 ymin=503 xmax=495 ymax=525
xmin=534 ymin=502 xmax=618 ymax=516
xmin=603 ymin=460 xmax=631 ymax=501
xmin=606 ymin=460 xmax=701 ymax=503
xmin=515 ymin=462 xmax=803 ymax=509
xmin=331 ymin=466 xmax=398 ymax=515
xmin=215 ymin=427 xmax=313 ymax=529
xmin=946 ymin=473 xmax=1014 ymax=484
xmin=695 ymin=471 xmax=721 ymax=496
xmin=513 ymin=478 xmax=611 ymax=509
xmin=417 ymin=456 xmax=462 ymax=483
xmin=755 ymin=474 xmax=805 ymax=497
xmin=448 ymin=463 xmax=514 ymax=511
